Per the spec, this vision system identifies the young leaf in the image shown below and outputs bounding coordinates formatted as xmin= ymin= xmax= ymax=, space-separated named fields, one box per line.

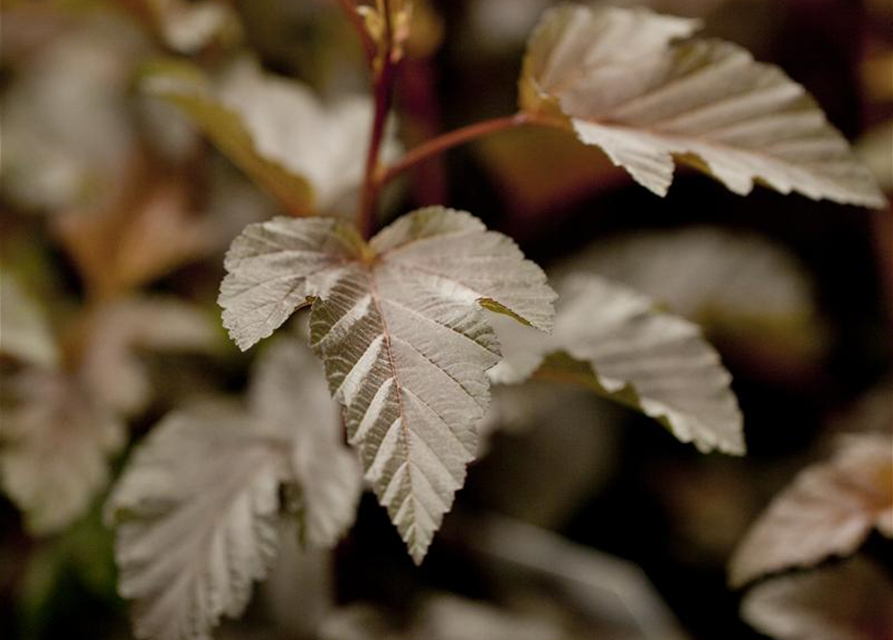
xmin=143 ymin=59 xmax=400 ymax=216
xmin=142 ymin=59 xmax=314 ymax=216
xmin=0 ymin=271 xmax=59 ymax=369
xmin=249 ymin=338 xmax=363 ymax=548
xmin=520 ymin=5 xmax=884 ymax=207
xmin=220 ymin=207 xmax=556 ymax=562
xmin=106 ymin=403 xmax=287 ymax=640
xmin=729 ymin=433 xmax=893 ymax=588
xmin=1 ymin=369 xmax=125 ymax=535
xmin=489 ymin=275 xmax=743 ymax=454
xmin=741 ymin=557 xmax=893 ymax=640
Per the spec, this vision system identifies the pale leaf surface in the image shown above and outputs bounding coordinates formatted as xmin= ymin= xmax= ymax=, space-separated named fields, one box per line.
xmin=554 ymin=226 xmax=817 ymax=337
xmin=490 ymin=275 xmax=743 ymax=454
xmin=741 ymin=557 xmax=893 ymax=640
xmin=0 ymin=272 xmax=59 ymax=369
xmin=221 ymin=207 xmax=555 ymax=562
xmin=729 ymin=433 xmax=893 ymax=587
xmin=521 ymin=4 xmax=884 ymax=207
xmin=1 ymin=369 xmax=124 ymax=534
xmin=143 ymin=59 xmax=400 ymax=215
xmin=106 ymin=403 xmax=287 ymax=640
xmin=249 ymin=338 xmax=363 ymax=548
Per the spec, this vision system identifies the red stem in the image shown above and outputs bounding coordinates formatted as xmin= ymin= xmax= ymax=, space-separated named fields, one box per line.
xmin=357 ymin=0 xmax=396 ymax=239
xmin=377 ymin=111 xmax=568 ymax=187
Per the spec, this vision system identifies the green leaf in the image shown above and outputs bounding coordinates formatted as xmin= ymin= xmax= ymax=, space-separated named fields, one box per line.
xmin=219 ymin=207 xmax=556 ymax=563
xmin=520 ymin=5 xmax=885 ymax=207
xmin=0 ymin=270 xmax=59 ymax=369
xmin=490 ymin=275 xmax=743 ymax=455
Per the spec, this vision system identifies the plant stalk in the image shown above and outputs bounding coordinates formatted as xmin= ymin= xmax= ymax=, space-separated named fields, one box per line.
xmin=357 ymin=0 xmax=397 ymax=239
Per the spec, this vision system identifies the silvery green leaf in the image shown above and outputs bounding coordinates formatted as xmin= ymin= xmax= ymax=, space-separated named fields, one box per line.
xmin=106 ymin=403 xmax=288 ymax=640
xmin=220 ymin=207 xmax=556 ymax=562
xmin=490 ymin=275 xmax=743 ymax=455
xmin=521 ymin=4 xmax=884 ymax=207
xmin=1 ymin=369 xmax=124 ymax=534
xmin=729 ymin=433 xmax=893 ymax=588
xmin=249 ymin=338 xmax=363 ymax=548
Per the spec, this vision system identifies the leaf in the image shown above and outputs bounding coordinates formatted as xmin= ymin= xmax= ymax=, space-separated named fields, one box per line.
xmin=220 ymin=207 xmax=555 ymax=562
xmin=0 ymin=271 xmax=59 ymax=369
xmin=105 ymin=403 xmax=287 ymax=640
xmin=741 ymin=556 xmax=893 ymax=640
xmin=80 ymin=297 xmax=219 ymax=416
xmin=142 ymin=59 xmax=400 ymax=216
xmin=489 ymin=274 xmax=743 ymax=454
xmin=520 ymin=4 xmax=885 ymax=207
xmin=249 ymin=338 xmax=363 ymax=548
xmin=729 ymin=433 xmax=893 ymax=588
xmin=0 ymin=369 xmax=125 ymax=535
xmin=106 ymin=338 xmax=362 ymax=640
xmin=142 ymin=59 xmax=314 ymax=216
xmin=146 ymin=0 xmax=241 ymax=54
xmin=554 ymin=226 xmax=824 ymax=356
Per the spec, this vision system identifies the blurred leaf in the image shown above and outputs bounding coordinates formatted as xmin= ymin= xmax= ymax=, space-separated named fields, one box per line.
xmin=107 ymin=337 xmax=361 ymax=640
xmin=141 ymin=58 xmax=314 ymax=216
xmin=220 ymin=208 xmax=555 ymax=563
xmin=1 ymin=11 xmax=146 ymax=212
xmin=490 ymin=275 xmax=744 ymax=454
xmin=142 ymin=58 xmax=401 ymax=216
xmin=741 ymin=556 xmax=893 ymax=640
xmin=0 ymin=270 xmax=59 ymax=369
xmin=105 ymin=402 xmax=287 ymax=640
xmin=0 ymin=369 xmax=125 ymax=535
xmin=52 ymin=177 xmax=213 ymax=298
xmin=249 ymin=338 xmax=363 ymax=548
xmin=555 ymin=226 xmax=824 ymax=360
xmin=729 ymin=433 xmax=893 ymax=588
xmin=412 ymin=594 xmax=563 ymax=640
xmin=146 ymin=0 xmax=241 ymax=54
xmin=80 ymin=297 xmax=220 ymax=417
xmin=520 ymin=5 xmax=884 ymax=207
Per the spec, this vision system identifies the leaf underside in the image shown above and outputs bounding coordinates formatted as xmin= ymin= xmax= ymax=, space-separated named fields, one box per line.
xmin=490 ymin=275 xmax=744 ymax=455
xmin=521 ymin=4 xmax=884 ymax=207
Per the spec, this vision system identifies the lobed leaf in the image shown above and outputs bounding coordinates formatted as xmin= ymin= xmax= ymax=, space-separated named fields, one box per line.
xmin=220 ymin=207 xmax=556 ymax=562
xmin=490 ymin=275 xmax=744 ymax=454
xmin=107 ymin=338 xmax=361 ymax=640
xmin=729 ymin=433 xmax=893 ymax=588
xmin=520 ymin=4 xmax=885 ymax=207
xmin=249 ymin=338 xmax=363 ymax=548
xmin=1 ymin=369 xmax=125 ymax=535
xmin=106 ymin=404 xmax=286 ymax=640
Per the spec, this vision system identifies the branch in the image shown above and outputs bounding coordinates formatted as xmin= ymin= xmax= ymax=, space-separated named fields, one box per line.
xmin=377 ymin=111 xmax=570 ymax=187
